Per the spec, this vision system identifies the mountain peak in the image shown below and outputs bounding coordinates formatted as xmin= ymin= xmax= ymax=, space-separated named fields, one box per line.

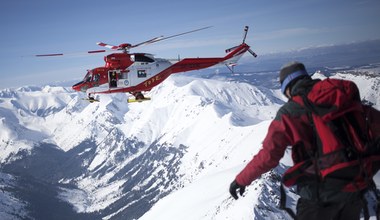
xmin=0 ymin=64 xmax=379 ymax=219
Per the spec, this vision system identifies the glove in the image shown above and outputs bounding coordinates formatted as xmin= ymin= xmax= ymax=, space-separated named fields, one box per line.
xmin=229 ymin=180 xmax=246 ymax=200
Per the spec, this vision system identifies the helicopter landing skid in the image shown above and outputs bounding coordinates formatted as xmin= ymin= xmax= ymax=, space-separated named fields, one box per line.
xmin=127 ymin=97 xmax=151 ymax=103
xmin=82 ymin=97 xmax=100 ymax=103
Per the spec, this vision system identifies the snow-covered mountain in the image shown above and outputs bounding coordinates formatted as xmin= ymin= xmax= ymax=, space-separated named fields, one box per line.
xmin=0 ymin=63 xmax=379 ymax=220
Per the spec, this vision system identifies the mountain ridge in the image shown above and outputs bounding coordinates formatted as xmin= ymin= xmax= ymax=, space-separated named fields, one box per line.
xmin=0 ymin=63 xmax=379 ymax=219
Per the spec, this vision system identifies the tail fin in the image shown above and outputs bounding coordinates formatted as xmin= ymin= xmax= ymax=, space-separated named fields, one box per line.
xmin=223 ymin=43 xmax=250 ymax=65
xmin=223 ymin=26 xmax=257 ymax=65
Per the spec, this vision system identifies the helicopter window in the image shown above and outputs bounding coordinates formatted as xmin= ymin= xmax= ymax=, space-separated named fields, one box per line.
xmin=84 ymin=72 xmax=92 ymax=82
xmin=93 ymin=74 xmax=100 ymax=82
xmin=137 ymin=70 xmax=147 ymax=78
xmin=134 ymin=54 xmax=154 ymax=63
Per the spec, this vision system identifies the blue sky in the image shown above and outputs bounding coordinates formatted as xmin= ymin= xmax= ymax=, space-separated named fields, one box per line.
xmin=0 ymin=0 xmax=379 ymax=88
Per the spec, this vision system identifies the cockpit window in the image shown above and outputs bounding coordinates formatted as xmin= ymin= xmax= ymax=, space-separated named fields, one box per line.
xmin=84 ymin=71 xmax=92 ymax=82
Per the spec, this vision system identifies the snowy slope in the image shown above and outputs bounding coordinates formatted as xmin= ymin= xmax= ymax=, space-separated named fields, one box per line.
xmin=0 ymin=64 xmax=379 ymax=220
xmin=0 ymin=86 xmax=78 ymax=164
xmin=333 ymin=66 xmax=380 ymax=108
xmin=0 ymin=73 xmax=285 ymax=219
xmin=53 ymin=75 xmax=285 ymax=219
xmin=140 ymin=67 xmax=380 ymax=220
xmin=0 ymin=172 xmax=29 ymax=220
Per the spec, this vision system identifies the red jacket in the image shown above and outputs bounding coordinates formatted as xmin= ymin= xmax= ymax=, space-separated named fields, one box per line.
xmin=236 ymin=95 xmax=315 ymax=186
xmin=236 ymin=78 xmax=380 ymax=187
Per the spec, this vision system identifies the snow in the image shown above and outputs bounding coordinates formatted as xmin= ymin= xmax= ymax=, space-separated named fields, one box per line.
xmin=138 ymin=68 xmax=380 ymax=220
xmin=139 ymin=120 xmax=278 ymax=220
xmin=0 ymin=173 xmax=29 ymax=220
xmin=0 ymin=63 xmax=379 ymax=219
xmin=141 ymin=168 xmax=242 ymax=220
xmin=57 ymin=187 xmax=89 ymax=213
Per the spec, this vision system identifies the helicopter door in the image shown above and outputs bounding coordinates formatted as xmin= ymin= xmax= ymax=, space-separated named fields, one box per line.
xmin=109 ymin=71 xmax=118 ymax=88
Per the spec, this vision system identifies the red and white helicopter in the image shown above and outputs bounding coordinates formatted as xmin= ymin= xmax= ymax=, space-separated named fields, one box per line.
xmin=37 ymin=26 xmax=257 ymax=102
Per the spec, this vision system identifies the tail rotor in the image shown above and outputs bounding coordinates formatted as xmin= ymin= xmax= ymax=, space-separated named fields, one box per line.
xmin=242 ymin=26 xmax=249 ymax=44
xmin=242 ymin=26 xmax=257 ymax=58
xmin=248 ymin=48 xmax=257 ymax=58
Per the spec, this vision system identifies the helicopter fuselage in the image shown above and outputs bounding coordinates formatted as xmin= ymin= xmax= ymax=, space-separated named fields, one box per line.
xmin=72 ymin=42 xmax=251 ymax=98
xmin=36 ymin=26 xmax=256 ymax=100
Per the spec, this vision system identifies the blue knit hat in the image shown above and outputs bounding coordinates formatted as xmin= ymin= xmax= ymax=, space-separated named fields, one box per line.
xmin=279 ymin=62 xmax=309 ymax=94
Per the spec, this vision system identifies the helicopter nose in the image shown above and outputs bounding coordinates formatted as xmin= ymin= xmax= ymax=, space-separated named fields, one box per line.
xmin=72 ymin=81 xmax=84 ymax=92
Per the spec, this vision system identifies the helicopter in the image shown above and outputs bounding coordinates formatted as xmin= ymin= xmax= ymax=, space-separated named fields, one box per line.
xmin=36 ymin=26 xmax=257 ymax=103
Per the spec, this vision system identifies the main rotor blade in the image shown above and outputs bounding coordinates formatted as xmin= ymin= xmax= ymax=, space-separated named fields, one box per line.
xmin=87 ymin=49 xmax=107 ymax=54
xmin=130 ymin=36 xmax=163 ymax=48
xmin=35 ymin=53 xmax=64 ymax=57
xmin=154 ymin=26 xmax=212 ymax=42
xmin=131 ymin=26 xmax=212 ymax=48
xmin=36 ymin=26 xmax=213 ymax=57
xmin=35 ymin=49 xmax=107 ymax=57
xmin=96 ymin=42 xmax=120 ymax=50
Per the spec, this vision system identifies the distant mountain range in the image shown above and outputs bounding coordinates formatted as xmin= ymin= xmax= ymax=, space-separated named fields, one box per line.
xmin=240 ymin=39 xmax=380 ymax=72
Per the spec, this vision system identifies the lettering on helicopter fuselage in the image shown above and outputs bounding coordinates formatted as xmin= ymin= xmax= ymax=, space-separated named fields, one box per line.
xmin=144 ymin=75 xmax=162 ymax=87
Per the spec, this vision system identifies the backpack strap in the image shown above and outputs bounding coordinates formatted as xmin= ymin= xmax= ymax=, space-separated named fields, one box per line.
xmin=301 ymin=95 xmax=322 ymax=202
